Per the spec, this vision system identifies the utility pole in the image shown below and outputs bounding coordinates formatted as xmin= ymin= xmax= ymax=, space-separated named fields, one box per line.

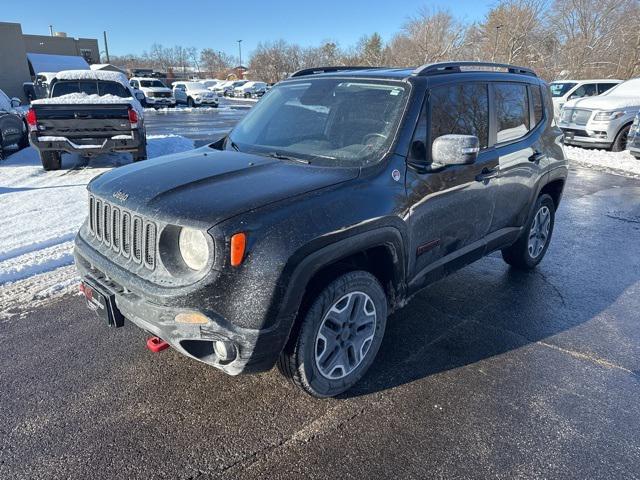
xmin=49 ymin=25 xmax=54 ymax=36
xmin=492 ymin=25 xmax=503 ymax=63
xmin=103 ymin=31 xmax=110 ymax=63
xmin=237 ymin=40 xmax=243 ymax=67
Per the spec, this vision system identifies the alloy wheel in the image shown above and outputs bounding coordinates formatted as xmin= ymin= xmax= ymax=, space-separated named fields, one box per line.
xmin=528 ymin=205 xmax=551 ymax=258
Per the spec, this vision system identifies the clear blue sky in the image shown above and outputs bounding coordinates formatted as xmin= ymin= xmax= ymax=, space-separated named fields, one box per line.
xmin=6 ymin=0 xmax=491 ymax=59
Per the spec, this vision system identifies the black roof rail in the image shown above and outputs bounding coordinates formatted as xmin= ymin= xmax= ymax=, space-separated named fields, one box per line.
xmin=412 ymin=61 xmax=537 ymax=77
xmin=289 ymin=66 xmax=384 ymax=78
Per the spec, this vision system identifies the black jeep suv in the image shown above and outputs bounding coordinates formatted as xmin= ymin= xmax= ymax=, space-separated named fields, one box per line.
xmin=75 ymin=62 xmax=568 ymax=398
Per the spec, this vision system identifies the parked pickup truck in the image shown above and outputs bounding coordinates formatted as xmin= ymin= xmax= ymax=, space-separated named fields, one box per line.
xmin=28 ymin=70 xmax=147 ymax=170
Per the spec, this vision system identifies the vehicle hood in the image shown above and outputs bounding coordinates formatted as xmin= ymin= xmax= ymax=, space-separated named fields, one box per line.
xmin=188 ymin=88 xmax=213 ymax=95
xmin=563 ymin=95 xmax=640 ymax=111
xmin=141 ymin=87 xmax=172 ymax=94
xmin=88 ymin=146 xmax=359 ymax=228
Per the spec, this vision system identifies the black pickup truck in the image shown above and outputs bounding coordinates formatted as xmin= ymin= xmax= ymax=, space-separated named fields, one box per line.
xmin=28 ymin=70 xmax=147 ymax=171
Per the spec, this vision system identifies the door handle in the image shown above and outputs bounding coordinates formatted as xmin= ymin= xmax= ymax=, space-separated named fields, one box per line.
xmin=529 ymin=150 xmax=546 ymax=162
xmin=475 ymin=167 xmax=499 ymax=182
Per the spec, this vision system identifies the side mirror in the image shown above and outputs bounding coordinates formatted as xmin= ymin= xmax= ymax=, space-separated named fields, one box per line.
xmin=431 ymin=134 xmax=479 ymax=167
xmin=135 ymin=91 xmax=145 ymax=101
xmin=10 ymin=97 xmax=21 ymax=108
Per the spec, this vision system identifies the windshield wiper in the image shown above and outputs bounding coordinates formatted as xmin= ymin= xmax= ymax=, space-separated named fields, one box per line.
xmin=265 ymin=151 xmax=310 ymax=164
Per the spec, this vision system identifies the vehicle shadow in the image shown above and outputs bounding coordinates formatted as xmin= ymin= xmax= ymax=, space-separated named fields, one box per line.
xmin=341 ymin=186 xmax=640 ymax=398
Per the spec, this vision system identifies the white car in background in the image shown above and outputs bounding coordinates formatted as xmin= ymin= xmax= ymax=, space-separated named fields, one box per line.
xmin=212 ymin=80 xmax=234 ymax=96
xmin=202 ymin=79 xmax=223 ymax=91
xmin=232 ymin=81 xmax=268 ymax=98
xmin=558 ymin=78 xmax=640 ymax=151
xmin=129 ymin=77 xmax=175 ymax=108
xmin=550 ymin=79 xmax=622 ymax=120
xmin=172 ymin=81 xmax=219 ymax=107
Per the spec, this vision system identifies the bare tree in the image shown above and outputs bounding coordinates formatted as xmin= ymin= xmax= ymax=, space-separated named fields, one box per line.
xmin=200 ymin=49 xmax=234 ymax=78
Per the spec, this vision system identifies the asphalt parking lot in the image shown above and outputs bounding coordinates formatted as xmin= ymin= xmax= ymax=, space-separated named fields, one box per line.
xmin=1 ymin=105 xmax=639 ymax=478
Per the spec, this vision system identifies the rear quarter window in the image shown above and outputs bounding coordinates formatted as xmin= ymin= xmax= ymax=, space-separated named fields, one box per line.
xmin=494 ymin=83 xmax=530 ymax=143
xmin=531 ymin=85 xmax=544 ymax=127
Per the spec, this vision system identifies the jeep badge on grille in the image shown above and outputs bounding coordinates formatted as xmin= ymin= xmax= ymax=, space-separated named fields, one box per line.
xmin=113 ymin=190 xmax=129 ymax=202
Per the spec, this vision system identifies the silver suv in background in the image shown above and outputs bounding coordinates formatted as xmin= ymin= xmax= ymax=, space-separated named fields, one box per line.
xmin=130 ymin=78 xmax=175 ymax=108
xmin=550 ymin=79 xmax=622 ymax=121
xmin=172 ymin=81 xmax=219 ymax=107
xmin=557 ymin=78 xmax=639 ymax=151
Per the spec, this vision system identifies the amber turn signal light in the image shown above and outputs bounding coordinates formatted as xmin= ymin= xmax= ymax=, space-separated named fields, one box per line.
xmin=230 ymin=233 xmax=246 ymax=266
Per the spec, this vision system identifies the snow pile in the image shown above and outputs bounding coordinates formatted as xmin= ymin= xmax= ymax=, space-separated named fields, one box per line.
xmin=0 ymin=135 xmax=194 ymax=320
xmin=565 ymin=146 xmax=640 ymax=178
xmin=53 ymin=69 xmax=130 ymax=88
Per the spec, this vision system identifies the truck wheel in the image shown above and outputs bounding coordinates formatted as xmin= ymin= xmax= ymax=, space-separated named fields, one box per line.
xmin=611 ymin=124 xmax=631 ymax=152
xmin=278 ymin=270 xmax=387 ymax=398
xmin=40 ymin=151 xmax=62 ymax=171
xmin=187 ymin=97 xmax=195 ymax=107
xmin=502 ymin=193 xmax=555 ymax=270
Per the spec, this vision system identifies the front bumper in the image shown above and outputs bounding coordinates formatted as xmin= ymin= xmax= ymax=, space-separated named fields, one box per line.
xmin=194 ymin=97 xmax=218 ymax=105
xmin=74 ymin=235 xmax=289 ymax=375
xmin=145 ymin=97 xmax=175 ymax=106
xmin=30 ymin=130 xmax=143 ymax=155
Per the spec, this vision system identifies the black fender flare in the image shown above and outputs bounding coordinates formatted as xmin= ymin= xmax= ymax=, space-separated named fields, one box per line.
xmin=273 ymin=225 xmax=407 ymax=329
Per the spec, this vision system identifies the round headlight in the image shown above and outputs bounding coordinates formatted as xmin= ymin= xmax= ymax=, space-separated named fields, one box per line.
xmin=178 ymin=228 xmax=209 ymax=271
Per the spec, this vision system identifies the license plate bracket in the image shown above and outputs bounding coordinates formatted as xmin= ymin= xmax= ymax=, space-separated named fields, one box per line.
xmin=81 ymin=280 xmax=125 ymax=327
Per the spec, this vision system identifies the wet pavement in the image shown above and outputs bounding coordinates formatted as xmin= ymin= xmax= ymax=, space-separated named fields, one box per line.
xmin=143 ymin=99 xmax=252 ymax=147
xmin=1 ymin=123 xmax=639 ymax=477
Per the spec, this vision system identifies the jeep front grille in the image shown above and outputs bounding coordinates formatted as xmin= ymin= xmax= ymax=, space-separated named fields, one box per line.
xmin=88 ymin=195 xmax=157 ymax=270
xmin=561 ymin=108 xmax=591 ymax=126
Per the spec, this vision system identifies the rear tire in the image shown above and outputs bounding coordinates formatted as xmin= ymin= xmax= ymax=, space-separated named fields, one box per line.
xmin=611 ymin=124 xmax=631 ymax=152
xmin=18 ymin=131 xmax=29 ymax=150
xmin=40 ymin=151 xmax=62 ymax=171
xmin=502 ymin=194 xmax=555 ymax=270
xmin=277 ymin=270 xmax=387 ymax=398
xmin=187 ymin=97 xmax=195 ymax=107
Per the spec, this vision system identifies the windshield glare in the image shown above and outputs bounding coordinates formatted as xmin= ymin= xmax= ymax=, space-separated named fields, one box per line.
xmin=549 ymin=82 xmax=577 ymax=97
xmin=228 ymin=79 xmax=408 ymax=166
xmin=603 ymin=78 xmax=640 ymax=96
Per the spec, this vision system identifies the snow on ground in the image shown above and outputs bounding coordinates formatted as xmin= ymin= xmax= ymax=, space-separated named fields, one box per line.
xmin=0 ymin=134 xmax=193 ymax=320
xmin=565 ymin=146 xmax=640 ymax=179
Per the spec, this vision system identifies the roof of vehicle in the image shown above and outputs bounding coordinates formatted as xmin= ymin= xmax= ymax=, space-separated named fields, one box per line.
xmin=130 ymin=77 xmax=165 ymax=81
xmin=286 ymin=62 xmax=540 ymax=81
xmin=53 ymin=70 xmax=130 ymax=89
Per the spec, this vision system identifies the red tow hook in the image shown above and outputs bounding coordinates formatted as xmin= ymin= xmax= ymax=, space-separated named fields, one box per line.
xmin=146 ymin=336 xmax=170 ymax=353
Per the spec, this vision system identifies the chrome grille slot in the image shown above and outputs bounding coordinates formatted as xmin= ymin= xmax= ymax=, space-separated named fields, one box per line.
xmin=86 ymin=195 xmax=157 ymax=270
xmin=121 ymin=212 xmax=131 ymax=257
xmin=89 ymin=197 xmax=95 ymax=233
xmin=132 ymin=216 xmax=143 ymax=263
xmin=111 ymin=208 xmax=120 ymax=252
xmin=103 ymin=203 xmax=111 ymax=246
xmin=95 ymin=199 xmax=102 ymax=240
xmin=144 ymin=222 xmax=156 ymax=269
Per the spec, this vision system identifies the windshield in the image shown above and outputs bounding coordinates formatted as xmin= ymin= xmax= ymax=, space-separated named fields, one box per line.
xmin=185 ymin=82 xmax=206 ymax=90
xmin=227 ymin=78 xmax=408 ymax=167
xmin=549 ymin=82 xmax=577 ymax=97
xmin=51 ymin=80 xmax=131 ymax=98
xmin=140 ymin=79 xmax=166 ymax=88
xmin=603 ymin=78 xmax=640 ymax=96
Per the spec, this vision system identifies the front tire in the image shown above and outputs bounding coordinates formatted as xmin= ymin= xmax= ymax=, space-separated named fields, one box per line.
xmin=187 ymin=97 xmax=195 ymax=107
xmin=40 ymin=151 xmax=62 ymax=171
xmin=502 ymin=194 xmax=555 ymax=269
xmin=611 ymin=124 xmax=631 ymax=152
xmin=278 ymin=271 xmax=387 ymax=398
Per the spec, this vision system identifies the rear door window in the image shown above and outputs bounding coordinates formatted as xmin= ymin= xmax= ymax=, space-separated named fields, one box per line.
xmin=494 ymin=83 xmax=530 ymax=143
xmin=598 ymin=83 xmax=619 ymax=95
xmin=430 ymin=82 xmax=489 ymax=149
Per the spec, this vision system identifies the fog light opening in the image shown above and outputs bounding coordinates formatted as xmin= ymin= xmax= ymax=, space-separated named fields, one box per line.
xmin=214 ymin=340 xmax=237 ymax=363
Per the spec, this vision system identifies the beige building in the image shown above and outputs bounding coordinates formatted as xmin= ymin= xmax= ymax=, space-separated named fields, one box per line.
xmin=0 ymin=21 xmax=100 ymax=101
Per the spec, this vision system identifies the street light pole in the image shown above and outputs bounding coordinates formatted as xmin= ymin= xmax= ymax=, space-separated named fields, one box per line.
xmin=103 ymin=31 xmax=110 ymax=63
xmin=237 ymin=39 xmax=243 ymax=68
xmin=492 ymin=24 xmax=503 ymax=62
